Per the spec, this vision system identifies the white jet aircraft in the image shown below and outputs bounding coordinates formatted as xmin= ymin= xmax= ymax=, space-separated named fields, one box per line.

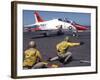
xmin=24 ymin=11 xmax=88 ymax=36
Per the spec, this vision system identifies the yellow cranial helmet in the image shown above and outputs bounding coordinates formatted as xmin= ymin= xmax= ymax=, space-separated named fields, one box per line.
xmin=28 ymin=41 xmax=36 ymax=48
xmin=64 ymin=36 xmax=69 ymax=41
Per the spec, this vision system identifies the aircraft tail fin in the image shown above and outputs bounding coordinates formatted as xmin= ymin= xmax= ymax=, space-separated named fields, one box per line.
xmin=34 ymin=11 xmax=44 ymax=23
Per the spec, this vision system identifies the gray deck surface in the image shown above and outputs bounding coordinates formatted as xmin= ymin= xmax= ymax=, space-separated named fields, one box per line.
xmin=23 ymin=31 xmax=91 ymax=68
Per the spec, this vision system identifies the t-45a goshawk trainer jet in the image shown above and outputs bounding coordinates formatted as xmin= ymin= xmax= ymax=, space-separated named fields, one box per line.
xmin=24 ymin=11 xmax=88 ymax=36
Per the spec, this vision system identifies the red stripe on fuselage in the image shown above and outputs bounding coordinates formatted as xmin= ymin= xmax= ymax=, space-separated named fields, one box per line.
xmin=31 ymin=27 xmax=41 ymax=31
xmin=73 ymin=24 xmax=88 ymax=30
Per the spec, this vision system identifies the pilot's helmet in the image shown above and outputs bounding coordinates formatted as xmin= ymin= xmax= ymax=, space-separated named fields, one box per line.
xmin=58 ymin=18 xmax=62 ymax=21
xmin=28 ymin=41 xmax=36 ymax=48
xmin=64 ymin=36 xmax=69 ymax=41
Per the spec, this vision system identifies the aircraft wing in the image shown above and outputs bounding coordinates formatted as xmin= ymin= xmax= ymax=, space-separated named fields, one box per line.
xmin=24 ymin=24 xmax=35 ymax=27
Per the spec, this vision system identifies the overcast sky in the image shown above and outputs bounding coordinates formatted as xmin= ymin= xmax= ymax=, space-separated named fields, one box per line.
xmin=23 ymin=10 xmax=91 ymax=26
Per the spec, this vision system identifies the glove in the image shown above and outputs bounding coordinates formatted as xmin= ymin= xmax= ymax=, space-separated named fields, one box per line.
xmin=80 ymin=42 xmax=84 ymax=45
xmin=47 ymin=58 xmax=52 ymax=62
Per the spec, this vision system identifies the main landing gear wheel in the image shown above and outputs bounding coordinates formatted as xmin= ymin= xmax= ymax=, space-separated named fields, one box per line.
xmin=44 ymin=32 xmax=49 ymax=37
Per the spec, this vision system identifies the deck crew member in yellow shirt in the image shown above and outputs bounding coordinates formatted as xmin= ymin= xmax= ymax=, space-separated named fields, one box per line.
xmin=23 ymin=41 xmax=59 ymax=69
xmin=49 ymin=37 xmax=84 ymax=64
xmin=23 ymin=41 xmax=45 ymax=69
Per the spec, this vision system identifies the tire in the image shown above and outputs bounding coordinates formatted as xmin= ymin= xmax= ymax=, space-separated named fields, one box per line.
xmin=57 ymin=30 xmax=64 ymax=35
xmin=44 ymin=32 xmax=49 ymax=37
xmin=72 ymin=32 xmax=78 ymax=37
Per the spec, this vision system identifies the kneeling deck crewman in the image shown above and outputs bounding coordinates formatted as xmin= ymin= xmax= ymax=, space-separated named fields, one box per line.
xmin=23 ymin=41 xmax=45 ymax=69
xmin=23 ymin=41 xmax=59 ymax=69
xmin=49 ymin=36 xmax=84 ymax=64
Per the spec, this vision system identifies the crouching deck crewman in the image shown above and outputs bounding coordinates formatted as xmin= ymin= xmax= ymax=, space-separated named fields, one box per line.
xmin=23 ymin=41 xmax=59 ymax=69
xmin=23 ymin=41 xmax=46 ymax=69
xmin=49 ymin=36 xmax=84 ymax=64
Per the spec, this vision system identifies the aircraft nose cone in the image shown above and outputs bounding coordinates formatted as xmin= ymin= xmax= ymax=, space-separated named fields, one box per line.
xmin=73 ymin=24 xmax=88 ymax=30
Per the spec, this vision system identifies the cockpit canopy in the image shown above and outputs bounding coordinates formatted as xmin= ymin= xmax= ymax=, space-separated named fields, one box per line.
xmin=58 ymin=18 xmax=73 ymax=24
